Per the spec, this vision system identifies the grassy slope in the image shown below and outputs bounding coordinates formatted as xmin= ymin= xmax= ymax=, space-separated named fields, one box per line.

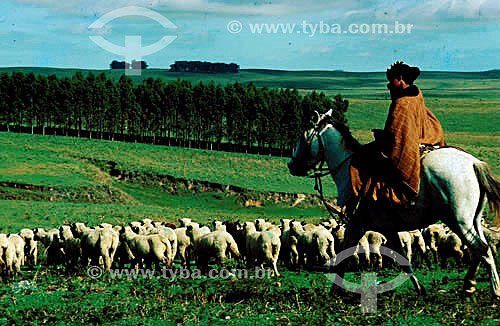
xmin=0 ymin=131 xmax=331 ymax=232
xmin=0 ymin=68 xmax=498 ymax=231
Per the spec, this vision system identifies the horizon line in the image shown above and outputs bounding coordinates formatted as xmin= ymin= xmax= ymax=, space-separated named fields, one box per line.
xmin=0 ymin=66 xmax=499 ymax=74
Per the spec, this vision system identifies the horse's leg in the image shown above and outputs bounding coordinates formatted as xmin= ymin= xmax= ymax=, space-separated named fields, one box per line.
xmin=329 ymin=223 xmax=365 ymax=295
xmin=385 ymin=232 xmax=426 ymax=296
xmin=446 ymin=202 xmax=500 ymax=299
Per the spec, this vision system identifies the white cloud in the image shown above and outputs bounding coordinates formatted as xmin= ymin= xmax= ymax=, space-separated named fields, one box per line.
xmin=12 ymin=0 xmax=358 ymax=17
xmin=301 ymin=46 xmax=331 ymax=54
xmin=71 ymin=22 xmax=112 ymax=35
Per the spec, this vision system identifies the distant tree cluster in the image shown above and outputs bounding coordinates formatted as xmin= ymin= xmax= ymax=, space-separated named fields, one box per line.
xmin=0 ymin=71 xmax=348 ymax=154
xmin=110 ymin=60 xmax=148 ymax=70
xmin=170 ymin=61 xmax=239 ymax=73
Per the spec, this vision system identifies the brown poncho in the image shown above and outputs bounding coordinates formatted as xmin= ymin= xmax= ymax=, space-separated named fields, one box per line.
xmin=350 ymin=86 xmax=445 ymax=204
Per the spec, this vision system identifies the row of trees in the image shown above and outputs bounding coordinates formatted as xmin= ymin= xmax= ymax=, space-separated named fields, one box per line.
xmin=110 ymin=60 xmax=148 ymax=70
xmin=0 ymin=71 xmax=348 ymax=154
xmin=169 ymin=61 xmax=239 ymax=73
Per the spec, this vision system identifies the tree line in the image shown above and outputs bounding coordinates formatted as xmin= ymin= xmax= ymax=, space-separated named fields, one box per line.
xmin=169 ymin=61 xmax=240 ymax=73
xmin=110 ymin=60 xmax=149 ymax=70
xmin=0 ymin=71 xmax=348 ymax=155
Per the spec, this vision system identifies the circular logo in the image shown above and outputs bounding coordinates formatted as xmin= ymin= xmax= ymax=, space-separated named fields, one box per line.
xmin=227 ymin=20 xmax=243 ymax=34
xmin=87 ymin=265 xmax=103 ymax=279
xmin=324 ymin=245 xmax=412 ymax=313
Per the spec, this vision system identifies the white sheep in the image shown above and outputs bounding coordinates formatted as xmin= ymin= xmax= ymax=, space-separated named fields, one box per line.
xmin=354 ymin=231 xmax=387 ymax=269
xmin=399 ymin=230 xmax=427 ymax=264
xmin=179 ymin=218 xmax=193 ymax=227
xmin=0 ymin=234 xmax=16 ymax=275
xmin=255 ymin=219 xmax=281 ymax=236
xmin=8 ymin=234 xmax=25 ymax=272
xmin=157 ymin=226 xmax=178 ymax=263
xmin=438 ymin=230 xmax=464 ymax=268
xmin=353 ymin=234 xmax=370 ymax=268
xmin=289 ymin=221 xmax=318 ymax=266
xmin=72 ymin=224 xmax=119 ymax=272
xmin=34 ymin=228 xmax=64 ymax=266
xmin=320 ymin=218 xmax=338 ymax=230
xmin=19 ymin=228 xmax=38 ymax=266
xmin=119 ymin=226 xmax=172 ymax=271
xmin=422 ymin=224 xmax=446 ymax=264
xmin=365 ymin=231 xmax=387 ymax=269
xmin=331 ymin=224 xmax=345 ymax=252
xmin=59 ymin=225 xmax=82 ymax=267
xmin=244 ymin=222 xmax=281 ymax=277
xmin=212 ymin=220 xmax=227 ymax=232
xmin=174 ymin=227 xmax=192 ymax=266
xmin=186 ymin=226 xmax=240 ymax=272
xmin=279 ymin=219 xmax=299 ymax=267
xmin=312 ymin=228 xmax=336 ymax=266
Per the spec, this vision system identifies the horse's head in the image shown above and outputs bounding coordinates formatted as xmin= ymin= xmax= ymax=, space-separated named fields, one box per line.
xmin=288 ymin=110 xmax=330 ymax=177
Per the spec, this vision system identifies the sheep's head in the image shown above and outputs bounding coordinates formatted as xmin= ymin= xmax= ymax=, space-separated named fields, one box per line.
xmin=33 ymin=228 xmax=46 ymax=241
xmin=290 ymin=221 xmax=304 ymax=235
xmin=186 ymin=225 xmax=195 ymax=239
xmin=243 ymin=222 xmax=256 ymax=234
xmin=179 ymin=218 xmax=192 ymax=227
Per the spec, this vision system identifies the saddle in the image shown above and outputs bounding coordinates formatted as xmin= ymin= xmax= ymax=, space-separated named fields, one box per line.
xmin=350 ymin=130 xmax=443 ymax=206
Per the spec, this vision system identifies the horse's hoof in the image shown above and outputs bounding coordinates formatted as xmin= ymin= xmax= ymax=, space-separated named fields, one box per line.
xmin=463 ymin=287 xmax=476 ymax=297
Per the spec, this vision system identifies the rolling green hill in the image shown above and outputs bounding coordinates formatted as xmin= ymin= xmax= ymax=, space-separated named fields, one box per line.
xmin=0 ymin=67 xmax=498 ymax=229
xmin=1 ymin=67 xmax=499 ymax=96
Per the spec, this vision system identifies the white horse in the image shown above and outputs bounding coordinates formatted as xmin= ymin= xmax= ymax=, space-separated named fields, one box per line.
xmin=288 ymin=109 xmax=500 ymax=299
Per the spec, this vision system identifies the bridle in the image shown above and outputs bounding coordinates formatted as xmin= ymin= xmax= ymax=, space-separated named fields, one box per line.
xmin=304 ymin=119 xmax=352 ymax=224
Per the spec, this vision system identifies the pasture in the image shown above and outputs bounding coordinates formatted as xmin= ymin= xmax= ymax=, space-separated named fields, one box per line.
xmin=0 ymin=68 xmax=499 ymax=325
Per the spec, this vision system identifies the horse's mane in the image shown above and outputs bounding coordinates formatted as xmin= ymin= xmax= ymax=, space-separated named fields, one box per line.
xmin=320 ymin=117 xmax=361 ymax=152
xmin=335 ymin=123 xmax=362 ymax=152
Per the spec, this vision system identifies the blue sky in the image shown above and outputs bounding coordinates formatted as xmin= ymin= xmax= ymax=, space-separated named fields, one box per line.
xmin=2 ymin=0 xmax=499 ymax=71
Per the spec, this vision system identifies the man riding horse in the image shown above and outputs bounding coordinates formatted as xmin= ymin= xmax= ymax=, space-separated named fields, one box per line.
xmin=350 ymin=61 xmax=446 ymax=207
xmin=288 ymin=62 xmax=500 ymax=299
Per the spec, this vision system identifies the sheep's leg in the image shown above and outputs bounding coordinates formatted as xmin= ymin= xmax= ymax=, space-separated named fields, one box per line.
xmin=32 ymin=247 xmax=38 ymax=266
xmin=372 ymin=245 xmax=383 ymax=270
xmin=271 ymin=257 xmax=280 ymax=277
xmin=290 ymin=245 xmax=299 ymax=268
xmin=319 ymin=248 xmax=329 ymax=266
xmin=216 ymin=248 xmax=225 ymax=268
xmin=179 ymin=246 xmax=187 ymax=266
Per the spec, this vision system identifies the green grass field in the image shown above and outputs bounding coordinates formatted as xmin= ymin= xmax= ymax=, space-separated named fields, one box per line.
xmin=0 ymin=68 xmax=499 ymax=325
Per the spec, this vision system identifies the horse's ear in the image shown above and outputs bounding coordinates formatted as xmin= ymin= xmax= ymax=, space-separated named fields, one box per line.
xmin=313 ymin=110 xmax=321 ymax=124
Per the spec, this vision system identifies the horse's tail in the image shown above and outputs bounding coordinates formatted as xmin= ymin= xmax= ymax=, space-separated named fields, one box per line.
xmin=474 ymin=161 xmax=500 ymax=226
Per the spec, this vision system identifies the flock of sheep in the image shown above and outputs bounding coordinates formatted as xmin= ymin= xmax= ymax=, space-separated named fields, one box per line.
xmin=1 ymin=217 xmax=499 ymax=278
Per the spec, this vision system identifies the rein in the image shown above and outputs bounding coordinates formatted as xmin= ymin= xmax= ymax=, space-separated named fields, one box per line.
xmin=307 ymin=125 xmax=352 ymax=224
